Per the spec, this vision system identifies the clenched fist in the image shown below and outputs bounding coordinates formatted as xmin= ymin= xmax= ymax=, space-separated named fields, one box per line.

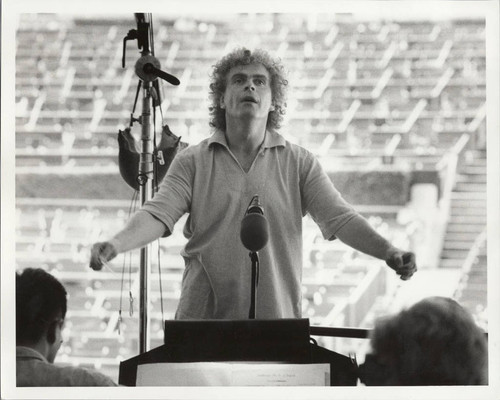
xmin=89 ymin=241 xmax=118 ymax=271
xmin=385 ymin=250 xmax=417 ymax=281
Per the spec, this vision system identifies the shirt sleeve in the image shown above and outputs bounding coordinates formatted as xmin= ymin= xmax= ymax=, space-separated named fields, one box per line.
xmin=75 ymin=368 xmax=118 ymax=386
xmin=300 ymin=150 xmax=359 ymax=241
xmin=141 ymin=150 xmax=193 ymax=234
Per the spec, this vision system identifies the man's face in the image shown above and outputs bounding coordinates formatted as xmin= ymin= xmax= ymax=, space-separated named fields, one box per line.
xmin=220 ymin=63 xmax=275 ymax=123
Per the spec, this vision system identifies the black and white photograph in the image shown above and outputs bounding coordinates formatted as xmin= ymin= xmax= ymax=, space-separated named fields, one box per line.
xmin=1 ymin=0 xmax=499 ymax=399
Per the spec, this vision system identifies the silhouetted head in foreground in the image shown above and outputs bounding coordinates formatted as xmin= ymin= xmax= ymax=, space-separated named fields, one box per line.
xmin=360 ymin=296 xmax=487 ymax=385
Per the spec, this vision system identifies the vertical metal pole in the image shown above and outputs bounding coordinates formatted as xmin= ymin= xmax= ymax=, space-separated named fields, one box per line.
xmin=249 ymin=252 xmax=259 ymax=319
xmin=138 ymin=80 xmax=154 ymax=353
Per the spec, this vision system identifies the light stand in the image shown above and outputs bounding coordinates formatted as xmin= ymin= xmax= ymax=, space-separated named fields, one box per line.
xmin=122 ymin=13 xmax=179 ymax=354
xmin=137 ymin=80 xmax=154 ymax=354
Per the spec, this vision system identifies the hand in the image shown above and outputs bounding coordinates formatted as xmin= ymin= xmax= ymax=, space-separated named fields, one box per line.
xmin=385 ymin=249 xmax=417 ymax=281
xmin=89 ymin=241 xmax=118 ymax=271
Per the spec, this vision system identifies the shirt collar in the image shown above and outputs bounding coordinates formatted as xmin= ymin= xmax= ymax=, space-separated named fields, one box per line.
xmin=16 ymin=346 xmax=48 ymax=363
xmin=208 ymin=129 xmax=286 ymax=150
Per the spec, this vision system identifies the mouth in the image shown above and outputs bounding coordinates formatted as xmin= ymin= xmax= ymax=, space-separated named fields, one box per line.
xmin=241 ymin=96 xmax=258 ymax=103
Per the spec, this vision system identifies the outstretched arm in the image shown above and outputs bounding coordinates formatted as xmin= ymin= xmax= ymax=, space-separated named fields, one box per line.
xmin=89 ymin=210 xmax=169 ymax=271
xmin=335 ymin=215 xmax=417 ymax=280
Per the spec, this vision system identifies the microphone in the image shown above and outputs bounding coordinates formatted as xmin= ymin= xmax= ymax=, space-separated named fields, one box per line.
xmin=240 ymin=195 xmax=269 ymax=252
xmin=131 ymin=13 xmax=181 ymax=86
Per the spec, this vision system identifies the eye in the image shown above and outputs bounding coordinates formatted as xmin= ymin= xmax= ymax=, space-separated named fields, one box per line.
xmin=255 ymin=78 xmax=265 ymax=86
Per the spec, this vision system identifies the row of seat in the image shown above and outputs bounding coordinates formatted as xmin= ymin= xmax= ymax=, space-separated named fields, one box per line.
xmin=14 ymin=15 xmax=484 ymax=143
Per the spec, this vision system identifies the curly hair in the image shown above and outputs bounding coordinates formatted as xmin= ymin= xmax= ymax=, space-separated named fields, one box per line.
xmin=16 ymin=268 xmax=67 ymax=345
xmin=364 ymin=297 xmax=488 ymax=385
xmin=208 ymin=47 xmax=288 ymax=132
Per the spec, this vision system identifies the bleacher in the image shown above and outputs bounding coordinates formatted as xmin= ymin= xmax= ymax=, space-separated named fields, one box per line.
xmin=14 ymin=13 xmax=487 ymax=381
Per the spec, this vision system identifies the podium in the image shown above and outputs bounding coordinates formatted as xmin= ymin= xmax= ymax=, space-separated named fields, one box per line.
xmin=119 ymin=318 xmax=359 ymax=386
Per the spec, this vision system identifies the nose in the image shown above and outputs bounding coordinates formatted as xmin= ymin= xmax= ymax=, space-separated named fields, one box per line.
xmin=245 ymin=82 xmax=256 ymax=91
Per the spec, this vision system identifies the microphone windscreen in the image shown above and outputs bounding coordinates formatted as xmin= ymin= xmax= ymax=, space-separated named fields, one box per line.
xmin=240 ymin=213 xmax=269 ymax=252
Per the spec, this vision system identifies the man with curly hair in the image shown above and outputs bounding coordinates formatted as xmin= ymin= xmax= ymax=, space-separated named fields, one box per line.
xmin=359 ymin=296 xmax=487 ymax=385
xmin=90 ymin=48 xmax=416 ymax=320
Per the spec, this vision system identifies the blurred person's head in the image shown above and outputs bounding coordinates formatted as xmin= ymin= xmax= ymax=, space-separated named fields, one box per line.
xmin=360 ymin=296 xmax=487 ymax=385
xmin=16 ymin=268 xmax=67 ymax=363
xmin=208 ymin=47 xmax=288 ymax=132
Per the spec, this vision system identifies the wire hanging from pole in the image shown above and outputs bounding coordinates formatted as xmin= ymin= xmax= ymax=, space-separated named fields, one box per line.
xmin=117 ymin=189 xmax=139 ymax=334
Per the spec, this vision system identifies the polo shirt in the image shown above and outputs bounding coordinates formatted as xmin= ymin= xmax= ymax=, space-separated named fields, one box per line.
xmin=141 ymin=129 xmax=359 ymax=319
xmin=16 ymin=346 xmax=117 ymax=386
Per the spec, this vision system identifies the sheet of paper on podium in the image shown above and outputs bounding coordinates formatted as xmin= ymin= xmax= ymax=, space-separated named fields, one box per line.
xmin=136 ymin=362 xmax=330 ymax=386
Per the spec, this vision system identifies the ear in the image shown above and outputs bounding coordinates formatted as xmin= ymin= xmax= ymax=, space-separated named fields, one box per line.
xmin=47 ymin=321 xmax=57 ymax=344
xmin=269 ymin=103 xmax=275 ymax=112
xmin=220 ymin=96 xmax=226 ymax=109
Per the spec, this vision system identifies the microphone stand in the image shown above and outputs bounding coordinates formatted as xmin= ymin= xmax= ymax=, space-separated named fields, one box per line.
xmin=249 ymin=251 xmax=260 ymax=319
xmin=241 ymin=195 xmax=267 ymax=320
xmin=122 ymin=13 xmax=179 ymax=354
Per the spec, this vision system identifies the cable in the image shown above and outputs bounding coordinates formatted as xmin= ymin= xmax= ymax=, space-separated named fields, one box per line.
xmin=129 ymin=191 xmax=140 ymax=317
xmin=130 ymin=81 xmax=142 ymax=126
xmin=157 ymin=238 xmax=165 ymax=336
xmin=153 ymin=104 xmax=159 ymax=192
xmin=117 ymin=190 xmax=139 ymax=334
